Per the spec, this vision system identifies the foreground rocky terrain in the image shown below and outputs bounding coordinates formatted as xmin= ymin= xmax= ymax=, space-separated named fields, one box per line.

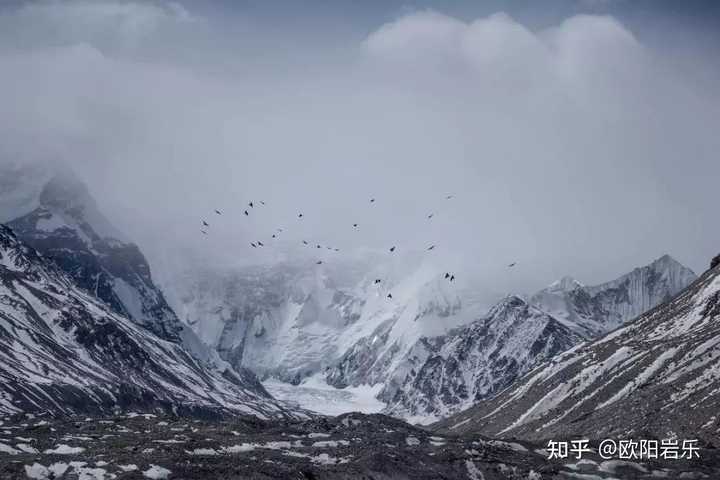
xmin=1 ymin=412 xmax=719 ymax=479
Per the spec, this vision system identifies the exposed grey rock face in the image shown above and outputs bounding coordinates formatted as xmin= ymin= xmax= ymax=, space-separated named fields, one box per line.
xmin=530 ymin=255 xmax=697 ymax=338
xmin=379 ymin=296 xmax=583 ymax=422
xmin=434 ymin=258 xmax=720 ymax=446
xmin=0 ymin=224 xmax=296 ymax=419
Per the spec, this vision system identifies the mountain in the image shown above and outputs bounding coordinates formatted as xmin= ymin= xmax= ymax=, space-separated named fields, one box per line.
xmin=0 ymin=224 xmax=298 ymax=419
xmin=530 ymin=254 xmax=696 ymax=338
xmin=370 ymin=256 xmax=697 ymax=422
xmin=379 ymin=296 xmax=583 ymax=423
xmin=434 ymin=255 xmax=720 ymax=444
xmin=6 ymin=171 xmax=181 ymax=341
xmin=166 ymin=247 xmax=697 ymax=424
xmin=165 ymin=258 xmax=485 ymax=386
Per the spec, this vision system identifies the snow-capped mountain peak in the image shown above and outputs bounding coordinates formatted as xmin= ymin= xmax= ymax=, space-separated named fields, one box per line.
xmin=379 ymin=293 xmax=583 ymax=423
xmin=436 ymin=253 xmax=720 ymax=445
xmin=0 ymin=224 xmax=298 ymax=419
xmin=7 ymin=170 xmax=181 ymax=341
xmin=545 ymin=275 xmax=584 ymax=293
xmin=34 ymin=169 xmax=128 ymax=243
xmin=530 ymin=254 xmax=696 ymax=338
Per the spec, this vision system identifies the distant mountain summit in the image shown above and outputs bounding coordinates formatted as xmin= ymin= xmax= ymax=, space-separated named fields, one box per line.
xmin=8 ymin=170 xmax=181 ymax=341
xmin=378 ymin=256 xmax=697 ymax=422
xmin=168 ymin=247 xmax=697 ymax=423
xmin=435 ymin=253 xmax=720 ymax=444
xmin=1 ymin=165 xmax=274 ymax=393
xmin=530 ymin=254 xmax=696 ymax=338
xmin=380 ymin=295 xmax=583 ymax=422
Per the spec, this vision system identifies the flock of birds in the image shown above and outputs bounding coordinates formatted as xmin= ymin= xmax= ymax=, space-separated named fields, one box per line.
xmin=200 ymin=195 xmax=517 ymax=300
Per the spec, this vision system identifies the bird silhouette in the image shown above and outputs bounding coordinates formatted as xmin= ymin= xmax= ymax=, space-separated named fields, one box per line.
xmin=427 ymin=245 xmax=435 ymax=250
xmin=374 ymin=279 xmax=382 ymax=284
xmin=353 ymin=223 xmax=358 ymax=228
xmin=370 ymin=198 xmax=375 ymax=203
xmin=260 ymin=201 xmax=266 ymax=205
xmin=250 ymin=243 xmax=257 ymax=248
xmin=387 ymin=293 xmax=393 ymax=299
xmin=450 ymin=275 xmax=455 ymax=282
xmin=249 ymin=202 xmax=254 ymax=208
xmin=390 ymin=246 xmax=396 ymax=253
xmin=244 ymin=210 xmax=249 ymax=216
xmin=427 ymin=213 xmax=434 ymax=219
xmin=201 ymin=230 xmax=208 ymax=235
xmin=215 ymin=210 xmax=222 ymax=215
xmin=508 ymin=262 xmax=516 ymax=267
xmin=302 ymin=240 xmax=308 ymax=245
xmin=316 ymin=260 xmax=323 ymax=265
xmin=317 ymin=245 xmax=322 ymax=249
xmin=257 ymin=241 xmax=264 ymax=247
xmin=334 ymin=248 xmax=340 ymax=252
xmin=272 ymin=234 xmax=276 ymax=238
xmin=202 ymin=221 xmax=209 ymax=227
xmin=298 ymin=213 xmax=303 ymax=218
xmin=444 ymin=273 xmax=450 ymax=279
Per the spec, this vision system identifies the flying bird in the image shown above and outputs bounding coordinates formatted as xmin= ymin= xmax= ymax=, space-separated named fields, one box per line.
xmin=215 ymin=210 xmax=222 ymax=215
xmin=249 ymin=202 xmax=254 ymax=208
xmin=387 ymin=293 xmax=393 ymax=299
xmin=450 ymin=275 xmax=455 ymax=282
xmin=353 ymin=223 xmax=358 ymax=228
xmin=298 ymin=213 xmax=303 ymax=218
xmin=302 ymin=240 xmax=309 ymax=245
xmin=272 ymin=234 xmax=276 ymax=238
xmin=257 ymin=241 xmax=264 ymax=247
xmin=201 ymin=230 xmax=208 ymax=235
xmin=444 ymin=273 xmax=450 ymax=279
xmin=244 ymin=210 xmax=249 ymax=216
xmin=250 ymin=243 xmax=257 ymax=248
xmin=389 ymin=246 xmax=396 ymax=253
xmin=260 ymin=201 xmax=266 ymax=205
xmin=316 ymin=260 xmax=323 ymax=265
xmin=374 ymin=279 xmax=382 ymax=284
xmin=334 ymin=248 xmax=340 ymax=252
xmin=427 ymin=245 xmax=435 ymax=250
xmin=317 ymin=245 xmax=322 ymax=249
xmin=508 ymin=262 xmax=516 ymax=267
xmin=202 ymin=221 xmax=209 ymax=227
xmin=370 ymin=198 xmax=375 ymax=203
xmin=427 ymin=213 xmax=434 ymax=219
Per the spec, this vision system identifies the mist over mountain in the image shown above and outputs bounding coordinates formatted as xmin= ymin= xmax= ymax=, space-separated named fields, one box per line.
xmin=2 ymin=1 xmax=720 ymax=478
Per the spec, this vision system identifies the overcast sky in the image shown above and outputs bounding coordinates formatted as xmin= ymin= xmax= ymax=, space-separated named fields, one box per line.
xmin=0 ymin=0 xmax=719 ymax=298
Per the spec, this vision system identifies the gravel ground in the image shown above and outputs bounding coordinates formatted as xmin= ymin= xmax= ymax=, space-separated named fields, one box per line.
xmin=1 ymin=412 xmax=718 ymax=479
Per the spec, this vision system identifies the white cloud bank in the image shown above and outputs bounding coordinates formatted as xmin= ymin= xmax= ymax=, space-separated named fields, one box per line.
xmin=0 ymin=3 xmax=718 ymax=298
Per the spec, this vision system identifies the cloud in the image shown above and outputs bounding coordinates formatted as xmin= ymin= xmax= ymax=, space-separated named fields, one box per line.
xmin=363 ymin=10 xmax=643 ymax=87
xmin=0 ymin=1 xmax=194 ymax=52
xmin=0 ymin=4 xmax=718 ymax=301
